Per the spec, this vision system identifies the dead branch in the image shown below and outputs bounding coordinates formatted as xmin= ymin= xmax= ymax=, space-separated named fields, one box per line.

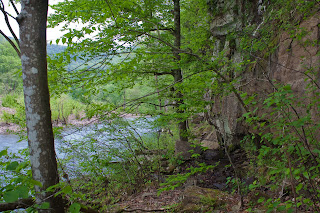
xmin=118 ymin=207 xmax=167 ymax=212
xmin=0 ymin=198 xmax=34 ymax=211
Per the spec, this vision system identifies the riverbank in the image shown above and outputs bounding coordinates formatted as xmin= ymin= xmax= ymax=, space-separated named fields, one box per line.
xmin=0 ymin=101 xmax=148 ymax=134
xmin=0 ymin=122 xmax=21 ymax=134
xmin=0 ymin=99 xmax=21 ymax=134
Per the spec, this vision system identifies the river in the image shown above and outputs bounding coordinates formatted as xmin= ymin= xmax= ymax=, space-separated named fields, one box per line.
xmin=0 ymin=118 xmax=158 ymax=213
xmin=0 ymin=134 xmax=28 ymax=153
xmin=0 ymin=117 xmax=156 ymax=175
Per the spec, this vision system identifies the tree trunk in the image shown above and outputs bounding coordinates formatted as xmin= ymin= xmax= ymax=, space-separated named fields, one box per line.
xmin=19 ymin=0 xmax=64 ymax=211
xmin=154 ymin=75 xmax=162 ymax=111
xmin=172 ymin=0 xmax=191 ymax=159
xmin=123 ymin=89 xmax=126 ymax=110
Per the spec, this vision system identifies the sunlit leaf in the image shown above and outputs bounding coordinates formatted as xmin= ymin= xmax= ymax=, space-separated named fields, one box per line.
xmin=0 ymin=149 xmax=7 ymax=157
xmin=40 ymin=202 xmax=50 ymax=209
xmin=6 ymin=161 xmax=19 ymax=171
xmin=3 ymin=190 xmax=19 ymax=203
xmin=69 ymin=203 xmax=81 ymax=213
xmin=17 ymin=186 xmax=29 ymax=199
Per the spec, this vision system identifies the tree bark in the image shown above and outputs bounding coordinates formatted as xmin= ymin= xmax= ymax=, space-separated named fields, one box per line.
xmin=172 ymin=0 xmax=191 ymax=159
xmin=19 ymin=0 xmax=64 ymax=211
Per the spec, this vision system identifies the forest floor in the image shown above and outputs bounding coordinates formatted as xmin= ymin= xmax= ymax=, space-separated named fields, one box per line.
xmin=110 ymin=149 xmax=270 ymax=213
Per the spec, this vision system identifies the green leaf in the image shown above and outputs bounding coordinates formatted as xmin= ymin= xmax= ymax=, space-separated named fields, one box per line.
xmin=6 ymin=161 xmax=19 ymax=171
xmin=66 ymin=54 xmax=70 ymax=62
xmin=63 ymin=185 xmax=73 ymax=194
xmin=69 ymin=203 xmax=81 ymax=213
xmin=283 ymin=85 xmax=291 ymax=91
xmin=303 ymin=198 xmax=311 ymax=204
xmin=17 ymin=186 xmax=29 ymax=199
xmin=286 ymin=203 xmax=292 ymax=209
xmin=258 ymin=197 xmax=265 ymax=203
xmin=0 ymin=149 xmax=7 ymax=157
xmin=277 ymin=205 xmax=286 ymax=211
xmin=29 ymin=179 xmax=43 ymax=187
xmin=313 ymin=149 xmax=320 ymax=155
xmin=296 ymin=183 xmax=303 ymax=192
xmin=40 ymin=202 xmax=50 ymax=209
xmin=3 ymin=190 xmax=19 ymax=203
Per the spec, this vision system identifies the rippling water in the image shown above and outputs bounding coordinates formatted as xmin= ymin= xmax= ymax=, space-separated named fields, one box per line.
xmin=0 ymin=117 xmax=156 ymax=177
xmin=0 ymin=134 xmax=28 ymax=153
xmin=0 ymin=117 xmax=154 ymax=153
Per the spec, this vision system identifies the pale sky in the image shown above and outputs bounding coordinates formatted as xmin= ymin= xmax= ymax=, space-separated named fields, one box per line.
xmin=0 ymin=0 xmax=67 ymax=43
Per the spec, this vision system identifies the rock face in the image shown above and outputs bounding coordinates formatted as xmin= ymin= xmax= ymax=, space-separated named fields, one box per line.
xmin=204 ymin=0 xmax=320 ymax=147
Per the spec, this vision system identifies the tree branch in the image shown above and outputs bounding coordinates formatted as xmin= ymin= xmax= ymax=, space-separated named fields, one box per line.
xmin=0 ymin=29 xmax=21 ymax=57
xmin=9 ymin=0 xmax=19 ymax=16
xmin=119 ymin=207 xmax=167 ymax=212
xmin=104 ymin=0 xmax=118 ymax=27
xmin=148 ymin=28 xmax=174 ymax=33
xmin=127 ymin=29 xmax=176 ymax=51
xmin=140 ymin=71 xmax=173 ymax=76
xmin=0 ymin=0 xmax=20 ymax=48
xmin=138 ymin=101 xmax=176 ymax=107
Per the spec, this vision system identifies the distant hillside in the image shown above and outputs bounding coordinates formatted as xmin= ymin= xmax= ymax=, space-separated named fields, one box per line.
xmin=0 ymin=36 xmax=120 ymax=71
xmin=0 ymin=36 xmax=67 ymax=56
xmin=47 ymin=44 xmax=66 ymax=55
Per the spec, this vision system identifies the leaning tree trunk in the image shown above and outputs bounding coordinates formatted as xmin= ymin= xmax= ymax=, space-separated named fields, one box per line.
xmin=172 ymin=0 xmax=192 ymax=159
xmin=19 ymin=0 xmax=64 ymax=211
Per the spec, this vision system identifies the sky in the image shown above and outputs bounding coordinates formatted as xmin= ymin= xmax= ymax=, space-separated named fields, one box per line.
xmin=0 ymin=0 xmax=66 ymax=43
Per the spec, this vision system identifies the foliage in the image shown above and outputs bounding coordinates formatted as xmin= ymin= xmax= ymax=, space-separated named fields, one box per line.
xmin=53 ymin=116 xmax=176 ymax=208
xmin=0 ymin=38 xmax=22 ymax=94
xmin=1 ymin=93 xmax=26 ymax=127
xmin=242 ymin=83 xmax=320 ymax=211
xmin=0 ymin=40 xmax=67 ymax=95
xmin=51 ymin=94 xmax=86 ymax=123
xmin=0 ymin=93 xmax=86 ymax=126
xmin=235 ymin=0 xmax=320 ymax=211
xmin=47 ymin=0 xmax=215 ymax=120
xmin=0 ymin=149 xmax=35 ymax=206
xmin=159 ymin=162 xmax=217 ymax=193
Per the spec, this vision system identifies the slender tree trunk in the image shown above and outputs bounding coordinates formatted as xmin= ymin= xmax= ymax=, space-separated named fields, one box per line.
xmin=19 ymin=0 xmax=64 ymax=211
xmin=172 ymin=0 xmax=191 ymax=159
xmin=123 ymin=89 xmax=126 ymax=110
xmin=154 ymin=75 xmax=162 ymax=111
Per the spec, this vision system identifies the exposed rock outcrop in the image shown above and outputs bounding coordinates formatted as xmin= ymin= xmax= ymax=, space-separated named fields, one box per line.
xmin=204 ymin=0 xmax=320 ymax=147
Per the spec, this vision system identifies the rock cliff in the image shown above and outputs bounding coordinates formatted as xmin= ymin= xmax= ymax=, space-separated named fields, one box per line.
xmin=204 ymin=0 xmax=320 ymax=148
